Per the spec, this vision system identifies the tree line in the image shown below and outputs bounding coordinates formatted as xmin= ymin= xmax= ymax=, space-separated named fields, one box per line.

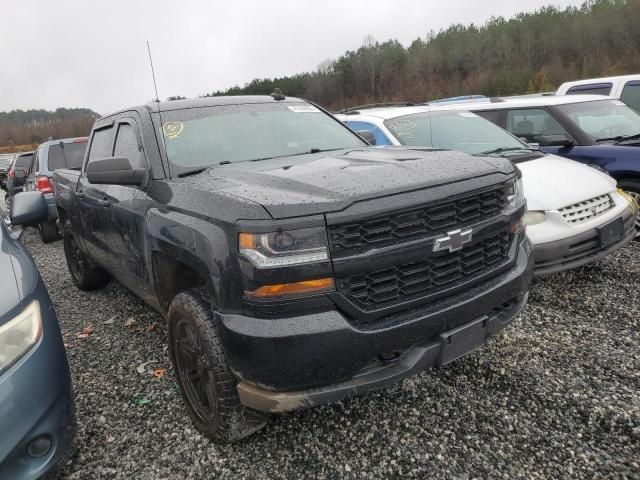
xmin=0 ymin=108 xmax=98 ymax=148
xmin=201 ymin=0 xmax=640 ymax=110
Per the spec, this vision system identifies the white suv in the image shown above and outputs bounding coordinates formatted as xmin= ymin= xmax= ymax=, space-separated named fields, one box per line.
xmin=336 ymin=105 xmax=636 ymax=276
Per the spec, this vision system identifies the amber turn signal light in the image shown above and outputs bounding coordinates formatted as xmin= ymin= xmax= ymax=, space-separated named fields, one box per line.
xmin=245 ymin=278 xmax=334 ymax=299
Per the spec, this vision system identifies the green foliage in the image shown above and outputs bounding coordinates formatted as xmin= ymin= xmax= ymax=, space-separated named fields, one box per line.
xmin=200 ymin=0 xmax=640 ymax=110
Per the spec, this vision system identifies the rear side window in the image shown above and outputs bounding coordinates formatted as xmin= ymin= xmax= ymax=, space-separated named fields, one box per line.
xmin=47 ymin=142 xmax=88 ymax=170
xmin=87 ymin=127 xmax=114 ymax=165
xmin=113 ymin=123 xmax=145 ymax=168
xmin=621 ymin=81 xmax=640 ymax=113
xmin=566 ymin=83 xmax=612 ymax=96
xmin=15 ymin=154 xmax=33 ymax=168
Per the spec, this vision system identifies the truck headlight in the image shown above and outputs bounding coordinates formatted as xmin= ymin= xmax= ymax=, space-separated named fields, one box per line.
xmin=0 ymin=300 xmax=43 ymax=374
xmin=523 ymin=211 xmax=546 ymax=226
xmin=239 ymin=227 xmax=329 ymax=268
xmin=506 ymin=177 xmax=525 ymax=208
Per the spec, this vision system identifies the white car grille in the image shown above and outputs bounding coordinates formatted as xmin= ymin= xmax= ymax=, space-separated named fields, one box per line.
xmin=558 ymin=194 xmax=614 ymax=224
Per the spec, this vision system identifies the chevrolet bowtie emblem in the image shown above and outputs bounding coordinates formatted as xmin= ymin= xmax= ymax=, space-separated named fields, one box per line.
xmin=433 ymin=228 xmax=473 ymax=253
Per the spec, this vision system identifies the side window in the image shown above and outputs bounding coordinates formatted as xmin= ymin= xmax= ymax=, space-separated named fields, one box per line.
xmin=506 ymin=109 xmax=569 ymax=143
xmin=475 ymin=110 xmax=502 ymax=126
xmin=566 ymin=83 xmax=612 ymax=96
xmin=345 ymin=120 xmax=392 ymax=146
xmin=113 ymin=122 xmax=145 ymax=168
xmin=620 ymin=81 xmax=640 ymax=113
xmin=87 ymin=126 xmax=114 ymax=166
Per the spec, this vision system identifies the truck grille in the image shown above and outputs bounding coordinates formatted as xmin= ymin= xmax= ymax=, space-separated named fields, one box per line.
xmin=337 ymin=232 xmax=511 ymax=311
xmin=328 ymin=186 xmax=508 ymax=254
xmin=558 ymin=194 xmax=614 ymax=224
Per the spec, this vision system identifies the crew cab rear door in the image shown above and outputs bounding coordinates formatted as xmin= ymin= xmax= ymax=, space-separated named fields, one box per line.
xmin=77 ymin=124 xmax=115 ymax=264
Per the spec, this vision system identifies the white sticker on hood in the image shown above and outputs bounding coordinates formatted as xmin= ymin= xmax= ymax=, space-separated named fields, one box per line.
xmin=458 ymin=112 xmax=479 ymax=118
xmin=612 ymin=100 xmax=626 ymax=106
xmin=288 ymin=105 xmax=320 ymax=113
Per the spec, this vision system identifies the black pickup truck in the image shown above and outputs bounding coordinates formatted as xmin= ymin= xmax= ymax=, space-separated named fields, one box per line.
xmin=53 ymin=95 xmax=533 ymax=442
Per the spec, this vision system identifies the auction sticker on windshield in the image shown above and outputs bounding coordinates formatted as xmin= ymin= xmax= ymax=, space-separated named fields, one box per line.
xmin=163 ymin=122 xmax=184 ymax=139
xmin=288 ymin=105 xmax=320 ymax=113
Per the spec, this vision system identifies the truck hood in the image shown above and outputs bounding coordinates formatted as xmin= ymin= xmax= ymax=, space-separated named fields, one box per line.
xmin=518 ymin=154 xmax=617 ymax=211
xmin=188 ymin=148 xmax=514 ymax=218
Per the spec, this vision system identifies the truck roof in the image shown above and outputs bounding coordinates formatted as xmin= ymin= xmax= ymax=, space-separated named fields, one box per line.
xmin=97 ymin=95 xmax=308 ymax=120
xmin=145 ymin=95 xmax=307 ymax=113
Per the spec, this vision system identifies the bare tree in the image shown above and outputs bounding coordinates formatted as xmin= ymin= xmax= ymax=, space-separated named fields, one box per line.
xmin=363 ymin=34 xmax=376 ymax=102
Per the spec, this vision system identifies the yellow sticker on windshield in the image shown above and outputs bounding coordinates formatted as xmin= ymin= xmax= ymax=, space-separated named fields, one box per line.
xmin=163 ymin=122 xmax=184 ymax=139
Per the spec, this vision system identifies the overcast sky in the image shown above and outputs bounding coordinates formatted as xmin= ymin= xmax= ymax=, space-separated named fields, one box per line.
xmin=4 ymin=0 xmax=584 ymax=115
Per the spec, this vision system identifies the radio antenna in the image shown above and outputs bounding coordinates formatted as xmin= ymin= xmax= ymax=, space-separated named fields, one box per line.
xmin=146 ymin=40 xmax=161 ymax=103
xmin=146 ymin=41 xmax=168 ymax=159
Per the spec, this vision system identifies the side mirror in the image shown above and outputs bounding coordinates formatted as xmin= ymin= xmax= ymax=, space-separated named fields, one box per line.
xmin=10 ymin=191 xmax=48 ymax=226
xmin=86 ymin=157 xmax=146 ymax=185
xmin=356 ymin=130 xmax=377 ymax=146
xmin=535 ymin=134 xmax=573 ymax=147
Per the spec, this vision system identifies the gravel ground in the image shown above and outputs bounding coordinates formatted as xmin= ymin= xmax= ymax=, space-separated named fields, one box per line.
xmin=19 ymin=229 xmax=639 ymax=479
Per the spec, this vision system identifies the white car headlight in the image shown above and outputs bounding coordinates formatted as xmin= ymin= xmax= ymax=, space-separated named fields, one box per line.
xmin=523 ymin=211 xmax=546 ymax=226
xmin=239 ymin=227 xmax=329 ymax=268
xmin=0 ymin=300 xmax=43 ymax=374
xmin=507 ymin=177 xmax=525 ymax=208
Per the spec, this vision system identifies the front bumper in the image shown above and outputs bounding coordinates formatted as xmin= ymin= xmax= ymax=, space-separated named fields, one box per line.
xmin=218 ymin=239 xmax=533 ymax=413
xmin=0 ymin=288 xmax=75 ymax=480
xmin=533 ymin=206 xmax=635 ymax=276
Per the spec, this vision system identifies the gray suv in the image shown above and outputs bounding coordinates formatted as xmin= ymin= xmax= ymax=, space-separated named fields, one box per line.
xmin=25 ymin=137 xmax=88 ymax=243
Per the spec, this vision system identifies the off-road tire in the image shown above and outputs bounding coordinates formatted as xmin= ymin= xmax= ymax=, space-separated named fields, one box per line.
xmin=62 ymin=223 xmax=110 ymax=290
xmin=39 ymin=220 xmax=61 ymax=243
xmin=618 ymin=179 xmax=640 ymax=240
xmin=168 ymin=289 xmax=267 ymax=443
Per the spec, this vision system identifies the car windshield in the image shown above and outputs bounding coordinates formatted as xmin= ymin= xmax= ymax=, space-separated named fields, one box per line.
xmin=556 ymin=99 xmax=640 ymax=140
xmin=0 ymin=158 xmax=10 ymax=168
xmin=47 ymin=141 xmax=88 ymax=170
xmin=156 ymin=102 xmax=364 ymax=171
xmin=383 ymin=111 xmax=531 ymax=155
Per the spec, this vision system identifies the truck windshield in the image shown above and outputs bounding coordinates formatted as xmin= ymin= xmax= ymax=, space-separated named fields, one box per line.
xmin=384 ymin=111 xmax=532 ymax=155
xmin=158 ymin=102 xmax=364 ymax=170
xmin=556 ymin=99 xmax=640 ymax=141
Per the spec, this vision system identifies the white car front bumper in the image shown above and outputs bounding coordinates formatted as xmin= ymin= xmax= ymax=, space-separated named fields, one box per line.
xmin=526 ymin=191 xmax=636 ymax=276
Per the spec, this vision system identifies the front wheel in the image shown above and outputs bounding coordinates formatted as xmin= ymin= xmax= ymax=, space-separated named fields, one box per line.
xmin=618 ymin=179 xmax=640 ymax=240
xmin=168 ymin=289 xmax=266 ymax=443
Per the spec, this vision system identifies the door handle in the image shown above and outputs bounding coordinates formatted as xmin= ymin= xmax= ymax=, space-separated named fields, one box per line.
xmin=97 ymin=199 xmax=111 ymax=207
xmin=76 ymin=192 xmax=86 ymax=198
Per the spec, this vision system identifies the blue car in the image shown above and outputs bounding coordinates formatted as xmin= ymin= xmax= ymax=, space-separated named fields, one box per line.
xmin=0 ymin=192 xmax=75 ymax=479
xmin=453 ymin=95 xmax=640 ymax=235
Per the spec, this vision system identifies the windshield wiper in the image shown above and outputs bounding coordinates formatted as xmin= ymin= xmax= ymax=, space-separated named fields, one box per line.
xmin=476 ymin=146 xmax=539 ymax=156
xmin=595 ymin=132 xmax=640 ymax=143
xmin=177 ymin=167 xmax=209 ymax=178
